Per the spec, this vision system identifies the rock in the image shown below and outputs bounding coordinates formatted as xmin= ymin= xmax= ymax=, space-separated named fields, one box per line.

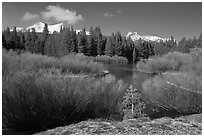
xmin=94 ymin=70 xmax=110 ymax=77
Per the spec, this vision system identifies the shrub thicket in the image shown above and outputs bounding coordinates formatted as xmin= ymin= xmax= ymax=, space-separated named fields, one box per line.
xmin=2 ymin=50 xmax=128 ymax=132
xmin=2 ymin=70 xmax=127 ymax=132
xmin=93 ymin=55 xmax=128 ymax=64
xmin=142 ymin=74 xmax=202 ymax=116
xmin=70 ymin=53 xmax=128 ymax=64
xmin=2 ymin=49 xmax=105 ymax=76
xmin=181 ymin=48 xmax=202 ymax=76
xmin=136 ymin=51 xmax=195 ymax=73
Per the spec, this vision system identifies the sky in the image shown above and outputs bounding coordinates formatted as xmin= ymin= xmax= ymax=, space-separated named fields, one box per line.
xmin=2 ymin=2 xmax=202 ymax=41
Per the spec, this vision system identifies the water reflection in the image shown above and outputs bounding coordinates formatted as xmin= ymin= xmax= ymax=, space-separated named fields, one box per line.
xmin=106 ymin=64 xmax=154 ymax=93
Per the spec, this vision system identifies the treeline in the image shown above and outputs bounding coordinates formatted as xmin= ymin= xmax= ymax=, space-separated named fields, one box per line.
xmin=2 ymin=23 xmax=202 ymax=63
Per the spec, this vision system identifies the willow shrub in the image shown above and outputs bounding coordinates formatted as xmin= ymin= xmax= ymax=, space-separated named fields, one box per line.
xmin=93 ymin=55 xmax=128 ymax=64
xmin=136 ymin=51 xmax=194 ymax=73
xmin=142 ymin=74 xmax=202 ymax=117
xmin=2 ymin=49 xmax=105 ymax=76
xmin=2 ymin=70 xmax=127 ymax=132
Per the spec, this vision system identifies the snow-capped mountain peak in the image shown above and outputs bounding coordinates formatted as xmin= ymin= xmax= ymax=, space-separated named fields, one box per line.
xmin=26 ymin=22 xmax=63 ymax=33
xmin=127 ymin=31 xmax=139 ymax=37
xmin=25 ymin=22 xmax=90 ymax=35
xmin=126 ymin=31 xmax=170 ymax=42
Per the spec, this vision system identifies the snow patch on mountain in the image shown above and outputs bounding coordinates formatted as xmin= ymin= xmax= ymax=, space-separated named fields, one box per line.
xmin=48 ymin=23 xmax=63 ymax=34
xmin=26 ymin=22 xmax=63 ymax=33
xmin=75 ymin=30 xmax=90 ymax=35
xmin=10 ymin=27 xmax=25 ymax=32
xmin=126 ymin=32 xmax=171 ymax=42
xmin=26 ymin=22 xmax=90 ymax=35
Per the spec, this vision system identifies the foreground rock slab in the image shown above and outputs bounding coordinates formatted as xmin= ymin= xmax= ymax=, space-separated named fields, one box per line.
xmin=36 ymin=114 xmax=202 ymax=135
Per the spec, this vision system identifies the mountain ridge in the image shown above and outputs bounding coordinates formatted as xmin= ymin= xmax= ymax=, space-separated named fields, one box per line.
xmin=126 ymin=31 xmax=171 ymax=42
xmin=9 ymin=22 xmax=172 ymax=42
xmin=10 ymin=22 xmax=90 ymax=35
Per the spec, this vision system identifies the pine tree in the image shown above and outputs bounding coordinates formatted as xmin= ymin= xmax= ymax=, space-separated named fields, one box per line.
xmin=18 ymin=32 xmax=25 ymax=50
xmin=30 ymin=28 xmax=38 ymax=53
xmin=132 ymin=47 xmax=136 ymax=64
xmin=144 ymin=42 xmax=149 ymax=59
xmin=9 ymin=27 xmax=19 ymax=49
xmin=95 ymin=26 xmax=103 ymax=55
xmin=154 ymin=41 xmax=165 ymax=56
xmin=101 ymin=37 xmax=107 ymax=55
xmin=25 ymin=30 xmax=32 ymax=52
xmin=35 ymin=38 xmax=42 ymax=54
xmin=43 ymin=23 xmax=49 ymax=37
xmin=61 ymin=28 xmax=71 ymax=55
xmin=5 ymin=27 xmax=10 ymax=40
xmin=121 ymin=36 xmax=126 ymax=57
xmin=148 ymin=43 xmax=155 ymax=56
xmin=137 ymin=41 xmax=146 ymax=60
xmin=199 ymin=33 xmax=202 ymax=41
xmin=177 ymin=37 xmax=187 ymax=53
xmin=77 ymin=34 xmax=83 ymax=53
xmin=105 ymin=37 xmax=114 ymax=56
xmin=31 ymin=28 xmax=37 ymax=42
xmin=55 ymin=32 xmax=64 ymax=57
xmin=3 ymin=27 xmax=11 ymax=49
xmin=44 ymin=35 xmax=56 ymax=56
xmin=60 ymin=25 xmax=63 ymax=32
xmin=42 ymin=23 xmax=49 ymax=54
xmin=125 ymin=37 xmax=134 ymax=63
xmin=87 ymin=35 xmax=96 ymax=56
xmin=114 ymin=31 xmax=123 ymax=56
xmin=122 ymin=85 xmax=146 ymax=119
xmin=89 ymin=26 xmax=94 ymax=36
xmin=44 ymin=36 xmax=51 ymax=56
xmin=86 ymin=26 xmax=97 ymax=56
xmin=50 ymin=34 xmax=57 ymax=56
xmin=2 ymin=34 xmax=6 ymax=48
xmin=87 ymin=35 xmax=92 ymax=56
xmin=70 ymin=26 xmax=77 ymax=53
xmin=166 ymin=35 xmax=176 ymax=52
xmin=198 ymin=33 xmax=202 ymax=48
xmin=78 ymin=28 xmax=88 ymax=54
xmin=111 ymin=33 xmax=116 ymax=55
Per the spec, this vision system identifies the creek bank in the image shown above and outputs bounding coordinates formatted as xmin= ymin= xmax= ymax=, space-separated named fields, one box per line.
xmin=135 ymin=68 xmax=163 ymax=74
xmin=61 ymin=70 xmax=110 ymax=78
